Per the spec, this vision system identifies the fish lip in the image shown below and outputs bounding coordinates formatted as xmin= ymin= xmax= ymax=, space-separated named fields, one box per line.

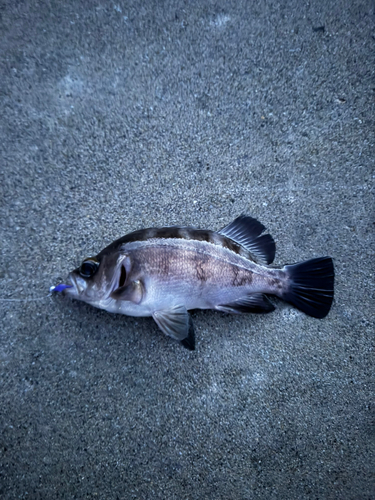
xmin=63 ymin=273 xmax=80 ymax=296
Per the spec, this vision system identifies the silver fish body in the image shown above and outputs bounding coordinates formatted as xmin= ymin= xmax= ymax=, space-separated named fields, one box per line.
xmin=62 ymin=215 xmax=334 ymax=350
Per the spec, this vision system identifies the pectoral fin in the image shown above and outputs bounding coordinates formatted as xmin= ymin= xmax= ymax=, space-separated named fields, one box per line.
xmin=153 ymin=305 xmax=195 ymax=350
xmin=110 ymin=280 xmax=143 ymax=303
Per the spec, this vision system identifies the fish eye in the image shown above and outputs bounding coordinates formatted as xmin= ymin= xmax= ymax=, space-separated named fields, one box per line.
xmin=79 ymin=258 xmax=99 ymax=278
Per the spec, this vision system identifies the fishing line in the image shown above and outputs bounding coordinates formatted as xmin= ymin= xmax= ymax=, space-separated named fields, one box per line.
xmin=0 ymin=283 xmax=72 ymax=302
xmin=0 ymin=294 xmax=52 ymax=302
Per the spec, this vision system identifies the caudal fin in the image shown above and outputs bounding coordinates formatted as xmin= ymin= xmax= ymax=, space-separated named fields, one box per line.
xmin=283 ymin=257 xmax=334 ymax=318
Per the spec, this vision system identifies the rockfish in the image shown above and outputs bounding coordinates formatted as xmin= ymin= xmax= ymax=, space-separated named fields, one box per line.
xmin=55 ymin=215 xmax=334 ymax=350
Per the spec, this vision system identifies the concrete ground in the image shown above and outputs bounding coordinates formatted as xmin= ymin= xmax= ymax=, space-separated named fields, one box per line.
xmin=0 ymin=1 xmax=374 ymax=498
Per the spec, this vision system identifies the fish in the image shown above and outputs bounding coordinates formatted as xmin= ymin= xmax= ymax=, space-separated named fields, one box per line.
xmin=56 ymin=215 xmax=334 ymax=350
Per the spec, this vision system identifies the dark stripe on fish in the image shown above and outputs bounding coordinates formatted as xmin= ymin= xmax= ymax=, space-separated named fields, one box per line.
xmin=98 ymin=226 xmax=257 ymax=262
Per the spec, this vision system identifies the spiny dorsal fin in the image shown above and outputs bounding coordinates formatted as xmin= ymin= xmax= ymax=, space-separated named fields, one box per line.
xmin=218 ymin=215 xmax=275 ymax=265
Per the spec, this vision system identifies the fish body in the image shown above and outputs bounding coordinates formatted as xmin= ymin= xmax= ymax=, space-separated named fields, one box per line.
xmin=61 ymin=215 xmax=334 ymax=350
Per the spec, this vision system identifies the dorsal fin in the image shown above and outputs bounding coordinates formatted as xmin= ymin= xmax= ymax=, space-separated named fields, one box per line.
xmin=99 ymin=215 xmax=275 ymax=265
xmin=218 ymin=215 xmax=275 ymax=265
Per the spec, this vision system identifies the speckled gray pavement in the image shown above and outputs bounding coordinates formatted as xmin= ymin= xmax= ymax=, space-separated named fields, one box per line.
xmin=0 ymin=1 xmax=374 ymax=499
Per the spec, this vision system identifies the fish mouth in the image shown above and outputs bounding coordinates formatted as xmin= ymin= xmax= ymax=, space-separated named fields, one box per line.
xmin=61 ymin=273 xmax=81 ymax=297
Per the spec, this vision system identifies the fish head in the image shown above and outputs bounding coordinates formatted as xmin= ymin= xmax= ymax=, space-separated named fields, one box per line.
xmin=63 ymin=250 xmax=129 ymax=311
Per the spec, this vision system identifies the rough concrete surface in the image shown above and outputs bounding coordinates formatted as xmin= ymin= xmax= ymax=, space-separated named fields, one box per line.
xmin=0 ymin=1 xmax=374 ymax=499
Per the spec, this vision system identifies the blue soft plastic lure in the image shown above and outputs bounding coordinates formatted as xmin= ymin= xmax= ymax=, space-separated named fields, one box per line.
xmin=50 ymin=284 xmax=72 ymax=293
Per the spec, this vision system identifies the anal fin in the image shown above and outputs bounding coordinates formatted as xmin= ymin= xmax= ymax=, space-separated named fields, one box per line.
xmin=216 ymin=293 xmax=275 ymax=314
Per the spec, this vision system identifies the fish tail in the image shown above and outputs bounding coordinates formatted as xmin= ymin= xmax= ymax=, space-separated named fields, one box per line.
xmin=282 ymin=257 xmax=334 ymax=318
